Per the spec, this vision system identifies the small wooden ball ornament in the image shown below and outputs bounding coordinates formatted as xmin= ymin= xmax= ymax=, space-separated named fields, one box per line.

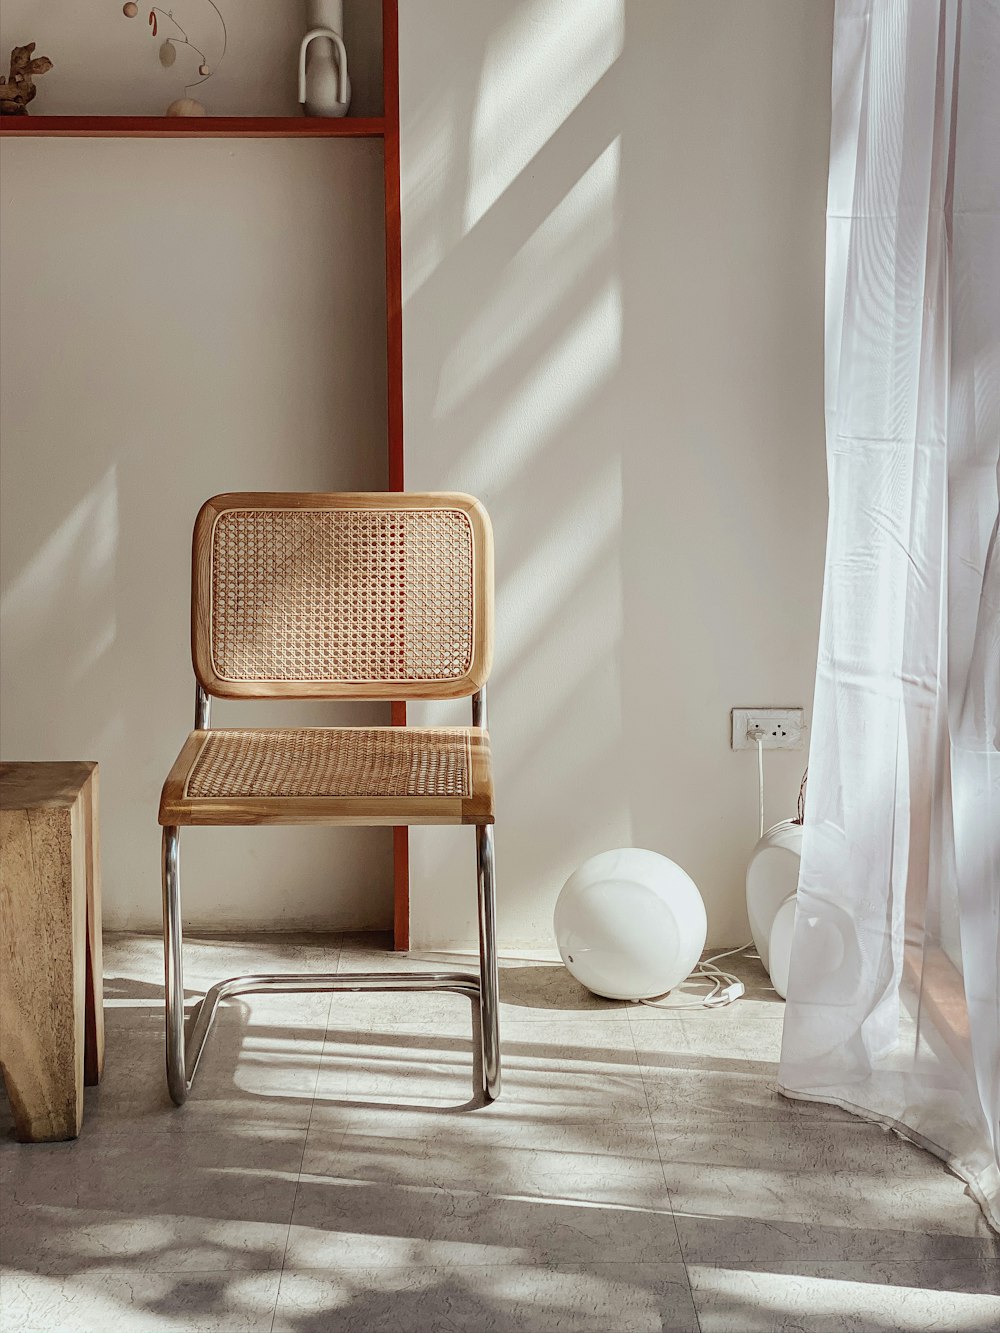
xmin=166 ymin=97 xmax=206 ymax=116
xmin=123 ymin=3 xmax=139 ymax=16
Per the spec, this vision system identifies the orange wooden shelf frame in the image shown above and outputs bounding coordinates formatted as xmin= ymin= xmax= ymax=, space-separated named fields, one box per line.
xmin=381 ymin=0 xmax=409 ymax=950
xmin=0 ymin=115 xmax=385 ymax=138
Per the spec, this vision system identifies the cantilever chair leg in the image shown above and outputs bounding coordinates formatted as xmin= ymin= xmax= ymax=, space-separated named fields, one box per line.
xmin=162 ymin=826 xmax=187 ymax=1106
xmin=161 ymin=824 xmax=500 ymax=1107
xmin=476 ymin=824 xmax=501 ymax=1101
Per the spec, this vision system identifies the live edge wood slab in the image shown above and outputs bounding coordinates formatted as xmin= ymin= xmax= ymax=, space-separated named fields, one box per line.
xmin=0 ymin=762 xmax=104 ymax=1141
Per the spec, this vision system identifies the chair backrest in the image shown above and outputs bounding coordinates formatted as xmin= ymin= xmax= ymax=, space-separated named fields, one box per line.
xmin=191 ymin=492 xmax=493 ymax=700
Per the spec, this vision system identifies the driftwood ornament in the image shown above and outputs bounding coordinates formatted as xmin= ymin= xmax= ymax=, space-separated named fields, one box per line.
xmin=0 ymin=43 xmax=53 ymax=116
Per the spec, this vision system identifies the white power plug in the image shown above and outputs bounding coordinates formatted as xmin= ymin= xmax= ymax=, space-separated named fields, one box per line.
xmin=712 ymin=979 xmax=746 ymax=1005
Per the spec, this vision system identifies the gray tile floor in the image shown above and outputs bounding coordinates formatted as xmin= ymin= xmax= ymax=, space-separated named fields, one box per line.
xmin=1 ymin=933 xmax=997 ymax=1333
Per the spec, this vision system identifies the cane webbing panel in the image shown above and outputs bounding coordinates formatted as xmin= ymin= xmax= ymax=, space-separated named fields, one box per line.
xmin=185 ymin=727 xmax=473 ymax=800
xmin=209 ymin=507 xmax=474 ymax=686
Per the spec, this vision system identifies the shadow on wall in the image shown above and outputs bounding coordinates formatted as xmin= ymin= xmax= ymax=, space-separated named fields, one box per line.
xmin=401 ymin=0 xmax=830 ymax=949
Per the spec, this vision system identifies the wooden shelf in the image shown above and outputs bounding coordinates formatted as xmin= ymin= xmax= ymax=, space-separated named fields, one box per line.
xmin=0 ymin=116 xmax=385 ymax=139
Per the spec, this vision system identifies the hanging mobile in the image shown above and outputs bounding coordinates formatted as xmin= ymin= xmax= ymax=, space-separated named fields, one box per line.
xmin=122 ymin=2 xmax=227 ymax=116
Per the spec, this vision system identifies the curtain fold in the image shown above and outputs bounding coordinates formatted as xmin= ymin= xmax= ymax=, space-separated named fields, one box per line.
xmin=778 ymin=0 xmax=1000 ymax=1233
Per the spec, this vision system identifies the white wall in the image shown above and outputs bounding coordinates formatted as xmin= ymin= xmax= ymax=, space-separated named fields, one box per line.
xmin=1 ymin=0 xmax=833 ymax=945
xmin=0 ymin=2 xmax=392 ymax=931
xmin=399 ymin=0 xmax=834 ymax=948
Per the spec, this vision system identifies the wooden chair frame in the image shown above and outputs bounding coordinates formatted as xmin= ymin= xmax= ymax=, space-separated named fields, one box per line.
xmin=159 ymin=493 xmax=499 ymax=1107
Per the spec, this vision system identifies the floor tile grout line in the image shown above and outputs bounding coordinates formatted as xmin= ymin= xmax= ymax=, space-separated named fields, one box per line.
xmin=270 ymin=938 xmax=342 ymax=1333
xmin=625 ymin=1009 xmax=703 ymax=1332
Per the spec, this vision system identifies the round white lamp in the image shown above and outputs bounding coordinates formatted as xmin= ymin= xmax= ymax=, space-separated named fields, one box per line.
xmin=553 ymin=848 xmax=707 ymax=1000
xmin=745 ymin=820 xmax=860 ymax=1003
xmin=745 ymin=818 xmax=804 ymax=998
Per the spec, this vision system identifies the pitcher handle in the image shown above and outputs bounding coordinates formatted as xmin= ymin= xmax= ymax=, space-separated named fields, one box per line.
xmin=299 ymin=27 xmax=349 ymax=105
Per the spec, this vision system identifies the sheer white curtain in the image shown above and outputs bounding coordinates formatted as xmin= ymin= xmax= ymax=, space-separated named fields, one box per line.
xmin=778 ymin=0 xmax=1000 ymax=1232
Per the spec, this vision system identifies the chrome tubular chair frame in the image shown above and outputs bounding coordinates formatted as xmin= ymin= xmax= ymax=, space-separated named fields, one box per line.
xmin=162 ymin=685 xmax=500 ymax=1108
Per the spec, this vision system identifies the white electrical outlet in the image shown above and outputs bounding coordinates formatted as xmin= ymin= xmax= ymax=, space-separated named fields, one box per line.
xmin=731 ymin=707 xmax=805 ymax=751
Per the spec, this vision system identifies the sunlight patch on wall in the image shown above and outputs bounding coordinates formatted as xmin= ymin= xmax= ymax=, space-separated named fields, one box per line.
xmin=434 ymin=138 xmax=621 ymax=430
xmin=462 ymin=0 xmax=624 ymax=231
xmin=460 ymin=278 xmax=622 ymax=490
xmin=500 ymin=456 xmax=621 ymax=661
xmin=0 ymin=466 xmax=119 ymax=695
xmin=495 ymin=457 xmax=625 ymax=753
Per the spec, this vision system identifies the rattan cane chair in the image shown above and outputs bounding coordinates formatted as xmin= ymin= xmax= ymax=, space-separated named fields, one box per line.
xmin=157 ymin=492 xmax=499 ymax=1106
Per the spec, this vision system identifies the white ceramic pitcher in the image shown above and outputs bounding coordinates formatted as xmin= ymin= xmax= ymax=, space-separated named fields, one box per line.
xmin=299 ymin=0 xmax=351 ymax=118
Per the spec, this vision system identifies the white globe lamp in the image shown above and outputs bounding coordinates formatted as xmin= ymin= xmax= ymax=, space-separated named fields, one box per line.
xmin=553 ymin=848 xmax=707 ymax=1000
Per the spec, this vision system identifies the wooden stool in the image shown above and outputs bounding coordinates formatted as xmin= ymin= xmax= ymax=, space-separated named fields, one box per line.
xmin=0 ymin=762 xmax=104 ymax=1141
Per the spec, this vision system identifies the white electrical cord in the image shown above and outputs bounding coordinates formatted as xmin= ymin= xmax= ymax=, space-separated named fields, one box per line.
xmin=638 ymin=728 xmax=766 ymax=1011
xmin=638 ymin=943 xmax=751 ymax=1010
xmin=756 ymin=733 xmax=765 ymax=838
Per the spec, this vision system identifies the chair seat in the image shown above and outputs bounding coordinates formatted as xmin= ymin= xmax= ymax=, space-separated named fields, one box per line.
xmin=159 ymin=727 xmax=493 ymax=827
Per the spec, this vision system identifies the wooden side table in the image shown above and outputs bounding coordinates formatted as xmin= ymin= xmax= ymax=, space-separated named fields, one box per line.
xmin=0 ymin=762 xmax=104 ymax=1141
